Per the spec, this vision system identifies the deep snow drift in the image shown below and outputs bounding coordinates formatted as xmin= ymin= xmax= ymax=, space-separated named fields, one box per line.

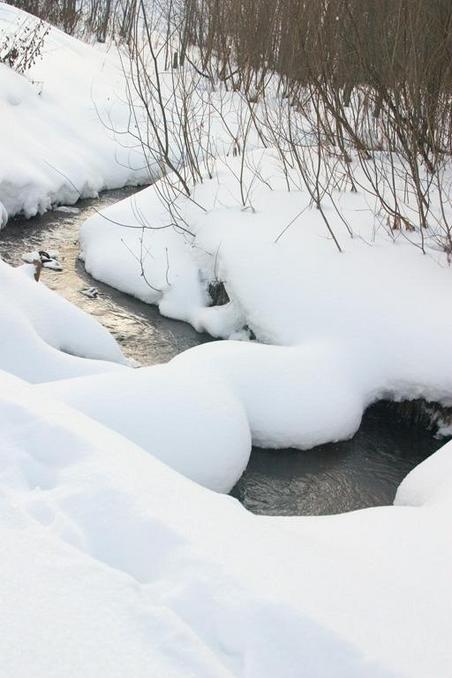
xmin=40 ymin=340 xmax=362 ymax=492
xmin=0 ymin=258 xmax=127 ymax=382
xmin=0 ymin=3 xmax=150 ymax=226
xmin=2 ymin=363 xmax=452 ymax=677
xmin=0 ymin=370 xmax=390 ymax=678
xmin=40 ymin=360 xmax=252 ymax=493
xmin=1 ymin=4 xmax=452 ymax=676
xmin=0 ymin=185 xmax=452 ymax=677
xmin=80 ymin=150 xmax=452 ymax=451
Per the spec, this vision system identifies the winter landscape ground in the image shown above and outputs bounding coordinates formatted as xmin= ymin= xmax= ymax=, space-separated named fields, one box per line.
xmin=1 ymin=2 xmax=452 ymax=677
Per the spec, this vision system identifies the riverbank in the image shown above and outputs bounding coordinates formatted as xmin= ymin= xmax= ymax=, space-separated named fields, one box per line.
xmin=0 ymin=3 xmax=151 ymax=226
xmin=0 ymin=188 xmax=210 ymax=365
xmin=0 ymin=191 xmax=448 ymax=517
xmin=1 ymin=3 xmax=452 ymax=676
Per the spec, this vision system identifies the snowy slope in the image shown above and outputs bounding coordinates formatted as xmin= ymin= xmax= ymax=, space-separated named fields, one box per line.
xmin=1 ymin=368 xmax=452 ymax=677
xmin=0 ymin=3 xmax=150 ymax=226
xmin=0 ymin=258 xmax=127 ymax=381
xmin=0 ymin=194 xmax=451 ymax=676
xmin=80 ymin=150 xmax=452 ymax=450
xmin=1 ymin=5 xmax=452 ymax=674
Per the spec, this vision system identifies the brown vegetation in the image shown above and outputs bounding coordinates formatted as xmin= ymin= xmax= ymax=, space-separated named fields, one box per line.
xmin=5 ymin=0 xmax=138 ymax=42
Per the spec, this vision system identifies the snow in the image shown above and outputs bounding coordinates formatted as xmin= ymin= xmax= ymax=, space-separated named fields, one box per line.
xmin=1 ymin=195 xmax=452 ymax=678
xmin=0 ymin=257 xmax=127 ymax=381
xmin=0 ymin=182 xmax=449 ymax=675
xmin=80 ymin=149 xmax=452 ymax=450
xmin=1 ymin=5 xmax=452 ymax=676
xmin=40 ymin=340 xmax=362 ymax=483
xmin=0 ymin=3 xmax=150 ymax=225
xmin=79 ymin=183 xmax=207 ymax=320
xmin=0 ymin=367 xmax=451 ymax=677
xmin=40 ymin=360 xmax=252 ymax=492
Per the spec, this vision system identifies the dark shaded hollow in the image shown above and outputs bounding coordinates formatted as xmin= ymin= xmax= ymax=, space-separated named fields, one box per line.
xmin=231 ymin=399 xmax=451 ymax=516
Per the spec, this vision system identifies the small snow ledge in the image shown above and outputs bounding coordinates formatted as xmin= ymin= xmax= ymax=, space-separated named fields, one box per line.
xmin=395 ymin=438 xmax=452 ymax=509
xmin=0 ymin=259 xmax=126 ymax=382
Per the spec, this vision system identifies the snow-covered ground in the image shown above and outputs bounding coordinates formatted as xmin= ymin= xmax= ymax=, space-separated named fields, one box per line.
xmin=0 ymin=299 xmax=452 ymax=676
xmin=0 ymin=2 xmax=150 ymax=226
xmin=0 ymin=258 xmax=127 ymax=382
xmin=80 ymin=149 xmax=452 ymax=448
xmin=1 ymin=3 xmax=452 ymax=676
xmin=0 ymin=189 xmax=450 ymax=676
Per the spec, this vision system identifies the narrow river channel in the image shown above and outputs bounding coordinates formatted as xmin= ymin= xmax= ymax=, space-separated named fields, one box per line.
xmin=0 ymin=188 xmax=446 ymax=516
xmin=0 ymin=188 xmax=211 ymax=365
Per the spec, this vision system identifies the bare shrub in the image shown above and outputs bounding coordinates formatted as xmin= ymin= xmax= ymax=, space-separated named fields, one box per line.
xmin=5 ymin=0 xmax=139 ymax=42
xmin=0 ymin=15 xmax=49 ymax=74
xmin=180 ymin=0 xmax=452 ymax=254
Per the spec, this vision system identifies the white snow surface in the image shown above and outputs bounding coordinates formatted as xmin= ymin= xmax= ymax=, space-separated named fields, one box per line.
xmin=81 ymin=150 xmax=452 ymax=447
xmin=40 ymin=340 xmax=361 ymax=492
xmin=0 ymin=188 xmax=452 ymax=678
xmin=1 ymin=367 xmax=452 ymax=677
xmin=0 ymin=258 xmax=127 ymax=381
xmin=40 ymin=359 xmax=252 ymax=493
xmin=1 ymin=7 xmax=452 ymax=675
xmin=1 ymin=228 xmax=450 ymax=676
xmin=0 ymin=3 xmax=150 ymax=225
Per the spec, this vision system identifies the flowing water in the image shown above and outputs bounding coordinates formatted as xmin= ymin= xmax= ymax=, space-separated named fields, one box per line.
xmin=0 ymin=188 xmax=445 ymax=516
xmin=0 ymin=188 xmax=210 ymax=365
xmin=231 ymin=403 xmax=444 ymax=516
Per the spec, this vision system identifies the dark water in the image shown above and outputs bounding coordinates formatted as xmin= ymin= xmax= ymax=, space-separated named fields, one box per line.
xmin=0 ymin=191 xmax=446 ymax=516
xmin=0 ymin=188 xmax=210 ymax=365
xmin=232 ymin=402 xmax=446 ymax=515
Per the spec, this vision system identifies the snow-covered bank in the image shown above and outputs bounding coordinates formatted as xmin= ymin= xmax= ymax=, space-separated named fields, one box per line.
xmin=0 ymin=194 xmax=451 ymax=676
xmin=40 ymin=360 xmax=252 ymax=492
xmin=0 ymin=3 xmax=150 ymax=226
xmin=40 ymin=340 xmax=361 ymax=492
xmin=1 ymin=367 xmax=452 ymax=677
xmin=0 ymin=258 xmax=126 ymax=381
xmin=80 ymin=150 xmax=452 ymax=450
xmin=1 ymin=4 xmax=452 ymax=672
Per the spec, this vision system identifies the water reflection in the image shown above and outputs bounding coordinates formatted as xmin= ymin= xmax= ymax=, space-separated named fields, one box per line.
xmin=1 ymin=196 xmax=446 ymax=516
xmin=232 ymin=402 xmax=446 ymax=515
xmin=0 ymin=188 xmax=210 ymax=366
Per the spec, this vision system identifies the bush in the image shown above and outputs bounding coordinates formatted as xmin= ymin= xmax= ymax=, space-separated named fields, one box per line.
xmin=4 ymin=0 xmax=138 ymax=43
xmin=0 ymin=16 xmax=49 ymax=75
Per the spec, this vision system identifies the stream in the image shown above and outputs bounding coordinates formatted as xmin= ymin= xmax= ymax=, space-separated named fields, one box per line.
xmin=231 ymin=402 xmax=444 ymax=515
xmin=0 ymin=188 xmax=211 ymax=365
xmin=0 ymin=188 xmax=445 ymax=516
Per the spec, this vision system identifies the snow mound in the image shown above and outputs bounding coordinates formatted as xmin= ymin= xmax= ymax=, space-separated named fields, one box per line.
xmin=79 ymin=184 xmax=207 ymax=321
xmin=0 ymin=258 xmax=126 ymax=381
xmin=0 ymin=3 xmax=150 ymax=225
xmin=40 ymin=360 xmax=252 ymax=492
xmin=1 ymin=369 xmax=452 ymax=677
xmin=80 ymin=149 xmax=452 ymax=450
xmin=38 ymin=337 xmax=366 ymax=492
xmin=395 ymin=437 xmax=452 ymax=509
xmin=171 ymin=341 xmax=364 ymax=448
